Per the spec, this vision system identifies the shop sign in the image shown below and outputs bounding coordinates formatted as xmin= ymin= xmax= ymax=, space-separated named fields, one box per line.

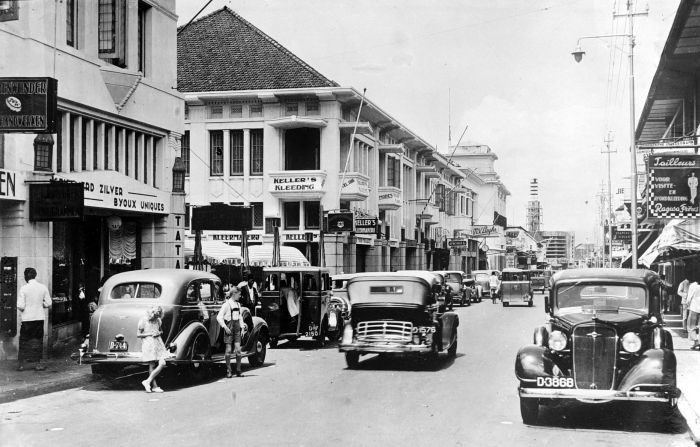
xmin=0 ymin=168 xmax=24 ymax=201
xmin=467 ymin=225 xmax=500 ymax=238
xmin=388 ymin=240 xmax=399 ymax=248
xmin=29 ymin=182 xmax=84 ymax=221
xmin=284 ymin=232 xmax=319 ymax=242
xmin=56 ymin=171 xmax=170 ymax=214
xmin=270 ymin=176 xmax=324 ymax=192
xmin=378 ymin=192 xmax=402 ymax=208
xmin=0 ymin=77 xmax=57 ymax=133
xmin=648 ymin=154 xmax=700 ymax=218
xmin=326 ymin=211 xmax=354 ymax=233
xmin=211 ymin=232 xmax=262 ymax=242
xmin=341 ymin=177 xmax=369 ymax=196
xmin=192 ymin=204 xmax=251 ymax=231
xmin=173 ymin=214 xmax=185 ymax=269
xmin=356 ymin=235 xmax=374 ymax=245
xmin=354 ymin=217 xmax=378 ymax=234
xmin=448 ymin=238 xmax=467 ymax=247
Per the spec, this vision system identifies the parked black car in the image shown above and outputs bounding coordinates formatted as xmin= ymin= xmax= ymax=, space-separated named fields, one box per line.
xmin=514 ymin=268 xmax=680 ymax=425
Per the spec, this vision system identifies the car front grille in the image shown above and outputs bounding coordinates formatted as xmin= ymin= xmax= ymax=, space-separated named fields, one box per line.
xmin=572 ymin=323 xmax=617 ymax=390
xmin=356 ymin=320 xmax=413 ymax=343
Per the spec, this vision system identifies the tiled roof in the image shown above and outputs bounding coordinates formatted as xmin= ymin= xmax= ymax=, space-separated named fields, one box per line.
xmin=177 ymin=7 xmax=338 ymax=93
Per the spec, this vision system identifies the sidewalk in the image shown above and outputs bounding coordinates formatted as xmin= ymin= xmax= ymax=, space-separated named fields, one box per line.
xmin=0 ymin=338 xmax=93 ymax=404
xmin=667 ymin=312 xmax=700 ymax=445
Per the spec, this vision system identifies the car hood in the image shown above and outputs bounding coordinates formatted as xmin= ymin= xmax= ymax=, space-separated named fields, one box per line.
xmin=554 ymin=310 xmax=645 ymax=333
xmin=90 ymin=303 xmax=174 ymax=353
xmin=351 ymin=303 xmax=432 ymax=326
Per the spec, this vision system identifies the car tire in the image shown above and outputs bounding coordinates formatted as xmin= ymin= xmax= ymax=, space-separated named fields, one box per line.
xmin=503 ymin=302 xmax=509 ymax=307
xmin=345 ymin=352 xmax=360 ymax=369
xmin=528 ymin=301 xmax=533 ymax=307
xmin=186 ymin=331 xmax=211 ymax=382
xmin=248 ymin=332 xmax=267 ymax=367
xmin=447 ymin=334 xmax=457 ymax=357
xmin=520 ymin=397 xmax=539 ymax=425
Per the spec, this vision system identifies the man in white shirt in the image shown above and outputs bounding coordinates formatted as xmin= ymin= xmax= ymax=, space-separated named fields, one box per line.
xmin=16 ymin=267 xmax=51 ymax=371
xmin=686 ymin=278 xmax=700 ymax=349
xmin=490 ymin=272 xmax=501 ymax=304
xmin=679 ymin=277 xmax=691 ymax=330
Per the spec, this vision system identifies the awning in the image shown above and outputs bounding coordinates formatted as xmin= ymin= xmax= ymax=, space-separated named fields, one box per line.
xmin=184 ymin=240 xmax=310 ymax=266
xmin=638 ymin=219 xmax=700 ymax=266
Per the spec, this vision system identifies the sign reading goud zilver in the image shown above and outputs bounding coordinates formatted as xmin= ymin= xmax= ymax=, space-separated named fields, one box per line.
xmin=648 ymin=154 xmax=700 ymax=218
xmin=0 ymin=77 xmax=57 ymax=133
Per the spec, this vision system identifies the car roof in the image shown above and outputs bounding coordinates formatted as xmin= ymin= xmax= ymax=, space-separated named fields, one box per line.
xmin=357 ymin=271 xmax=439 ymax=285
xmin=437 ymin=270 xmax=464 ymax=275
xmin=551 ymin=268 xmax=659 ymax=287
xmin=472 ymin=270 xmax=498 ymax=274
xmin=502 ymin=268 xmax=525 ymax=273
xmin=101 ymin=269 xmax=221 ymax=300
xmin=263 ymin=267 xmax=330 ymax=273
xmin=331 ymin=273 xmax=360 ymax=281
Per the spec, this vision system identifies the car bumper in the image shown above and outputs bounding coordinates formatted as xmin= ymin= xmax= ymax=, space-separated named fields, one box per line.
xmin=339 ymin=342 xmax=432 ymax=354
xmin=518 ymin=386 xmax=681 ymax=403
xmin=78 ymin=352 xmax=180 ymax=364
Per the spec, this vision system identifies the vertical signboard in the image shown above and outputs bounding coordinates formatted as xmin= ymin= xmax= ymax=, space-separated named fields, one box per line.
xmin=0 ymin=77 xmax=58 ymax=133
xmin=648 ymin=154 xmax=700 ymax=218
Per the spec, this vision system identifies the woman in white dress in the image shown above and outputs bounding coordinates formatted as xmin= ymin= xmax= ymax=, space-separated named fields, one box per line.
xmin=138 ymin=305 xmax=168 ymax=393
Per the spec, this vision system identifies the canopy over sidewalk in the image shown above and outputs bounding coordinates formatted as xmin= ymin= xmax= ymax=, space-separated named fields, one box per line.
xmin=184 ymin=240 xmax=310 ymax=266
xmin=639 ymin=219 xmax=700 ymax=267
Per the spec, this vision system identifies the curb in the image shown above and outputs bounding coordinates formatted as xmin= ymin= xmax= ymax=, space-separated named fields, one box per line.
xmin=679 ymin=394 xmax=700 ymax=445
xmin=0 ymin=368 xmax=95 ymax=405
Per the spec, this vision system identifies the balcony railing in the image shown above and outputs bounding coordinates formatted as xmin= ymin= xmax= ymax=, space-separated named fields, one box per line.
xmin=378 ymin=186 xmax=402 ymax=210
xmin=268 ymin=170 xmax=327 ymax=200
xmin=339 ymin=172 xmax=370 ymax=201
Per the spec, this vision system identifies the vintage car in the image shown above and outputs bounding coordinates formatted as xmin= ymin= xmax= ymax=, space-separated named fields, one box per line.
xmin=82 ymin=269 xmax=269 ymax=379
xmin=529 ymin=269 xmax=547 ymax=294
xmin=339 ymin=272 xmax=459 ymax=368
xmin=259 ymin=267 xmax=334 ymax=347
xmin=397 ymin=270 xmax=450 ymax=310
xmin=437 ymin=270 xmax=471 ymax=307
xmin=472 ymin=269 xmax=500 ymax=299
xmin=463 ymin=277 xmax=479 ymax=303
xmin=515 ymin=268 xmax=680 ymax=425
xmin=501 ymin=268 xmax=533 ymax=307
xmin=329 ymin=273 xmax=361 ymax=339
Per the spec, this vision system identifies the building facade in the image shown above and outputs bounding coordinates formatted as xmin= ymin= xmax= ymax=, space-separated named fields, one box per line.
xmin=0 ymin=0 xmax=184 ymax=358
xmin=178 ymin=8 xmax=479 ymax=274
xmin=538 ymin=231 xmax=575 ymax=268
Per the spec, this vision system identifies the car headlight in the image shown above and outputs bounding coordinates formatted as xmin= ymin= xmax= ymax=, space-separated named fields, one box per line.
xmin=548 ymin=330 xmax=567 ymax=351
xmin=621 ymin=332 xmax=642 ymax=353
xmin=341 ymin=323 xmax=354 ymax=344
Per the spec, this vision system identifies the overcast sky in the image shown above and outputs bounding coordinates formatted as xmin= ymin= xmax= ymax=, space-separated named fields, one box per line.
xmin=177 ymin=0 xmax=681 ymax=245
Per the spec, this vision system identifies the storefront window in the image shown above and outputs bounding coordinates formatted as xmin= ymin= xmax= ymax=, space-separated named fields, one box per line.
xmin=284 ymin=202 xmax=300 ymax=229
xmin=305 ymin=201 xmax=320 ymax=229
xmin=52 ymin=222 xmax=75 ymax=325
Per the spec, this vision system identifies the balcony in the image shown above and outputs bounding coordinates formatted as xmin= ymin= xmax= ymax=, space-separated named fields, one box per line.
xmin=268 ymin=170 xmax=327 ymax=200
xmin=378 ymin=143 xmax=405 ymax=155
xmin=416 ymin=164 xmax=440 ymax=179
xmin=339 ymin=172 xmax=370 ymax=201
xmin=451 ymin=215 xmax=472 ymax=232
xmin=339 ymin=121 xmax=373 ymax=136
xmin=415 ymin=198 xmax=439 ymax=223
xmin=378 ymin=186 xmax=402 ymax=210
xmin=268 ymin=116 xmax=327 ymax=129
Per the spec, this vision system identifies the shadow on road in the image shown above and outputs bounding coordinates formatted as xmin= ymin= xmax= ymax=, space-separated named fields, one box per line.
xmin=533 ymin=401 xmax=687 ymax=435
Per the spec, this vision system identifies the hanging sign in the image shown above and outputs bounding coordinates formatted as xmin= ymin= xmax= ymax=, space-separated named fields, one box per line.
xmin=0 ymin=77 xmax=57 ymax=133
xmin=29 ymin=182 xmax=84 ymax=221
xmin=354 ymin=217 xmax=378 ymax=234
xmin=467 ymin=225 xmax=500 ymax=238
xmin=648 ymin=154 xmax=700 ymax=218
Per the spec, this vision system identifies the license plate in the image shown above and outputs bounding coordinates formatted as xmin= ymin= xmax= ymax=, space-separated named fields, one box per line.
xmin=305 ymin=324 xmax=319 ymax=337
xmin=109 ymin=340 xmax=129 ymax=352
xmin=536 ymin=377 xmax=574 ymax=388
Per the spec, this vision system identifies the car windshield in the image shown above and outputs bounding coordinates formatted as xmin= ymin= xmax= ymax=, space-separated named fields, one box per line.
xmin=555 ymin=283 xmax=647 ymax=313
xmin=348 ymin=280 xmax=433 ymax=305
xmin=110 ymin=282 xmax=162 ymax=299
xmin=446 ymin=273 xmax=461 ymax=283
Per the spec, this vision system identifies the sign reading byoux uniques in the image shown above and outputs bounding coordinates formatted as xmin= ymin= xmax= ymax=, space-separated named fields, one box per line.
xmin=648 ymin=154 xmax=700 ymax=218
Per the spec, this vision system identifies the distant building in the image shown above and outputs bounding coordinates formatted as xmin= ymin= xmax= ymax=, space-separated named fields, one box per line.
xmin=538 ymin=231 xmax=575 ymax=268
xmin=526 ymin=178 xmax=543 ymax=234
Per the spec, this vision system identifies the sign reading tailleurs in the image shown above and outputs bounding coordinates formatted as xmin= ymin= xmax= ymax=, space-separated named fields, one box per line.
xmin=648 ymin=155 xmax=700 ymax=218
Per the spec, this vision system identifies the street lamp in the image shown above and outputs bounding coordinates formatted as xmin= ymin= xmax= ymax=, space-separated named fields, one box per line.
xmin=573 ymin=3 xmax=646 ymax=268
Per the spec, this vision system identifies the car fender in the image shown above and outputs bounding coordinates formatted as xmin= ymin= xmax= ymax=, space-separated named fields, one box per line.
xmin=618 ymin=348 xmax=677 ymax=390
xmin=440 ymin=313 xmax=459 ymax=350
xmin=170 ymin=322 xmax=209 ymax=361
xmin=514 ymin=345 xmax=556 ymax=381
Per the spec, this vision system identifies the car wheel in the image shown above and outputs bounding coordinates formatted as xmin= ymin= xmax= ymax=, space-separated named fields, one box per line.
xmin=345 ymin=352 xmax=360 ymax=369
xmin=520 ymin=397 xmax=539 ymax=425
xmin=447 ymin=333 xmax=457 ymax=357
xmin=503 ymin=302 xmax=509 ymax=307
xmin=528 ymin=300 xmax=533 ymax=307
xmin=269 ymin=337 xmax=278 ymax=349
xmin=248 ymin=332 xmax=267 ymax=367
xmin=187 ymin=331 xmax=211 ymax=382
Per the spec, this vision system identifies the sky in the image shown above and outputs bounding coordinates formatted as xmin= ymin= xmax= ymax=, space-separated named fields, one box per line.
xmin=177 ymin=0 xmax=681 ymax=245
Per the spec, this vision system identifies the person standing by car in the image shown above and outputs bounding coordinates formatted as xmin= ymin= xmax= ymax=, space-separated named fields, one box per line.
xmin=137 ymin=305 xmax=168 ymax=393
xmin=16 ymin=267 xmax=51 ymax=371
xmin=490 ymin=272 xmax=501 ymax=304
xmin=686 ymin=277 xmax=700 ymax=350
xmin=238 ymin=272 xmax=259 ymax=313
xmin=217 ymin=286 xmax=245 ymax=378
xmin=679 ymin=276 xmax=691 ymax=330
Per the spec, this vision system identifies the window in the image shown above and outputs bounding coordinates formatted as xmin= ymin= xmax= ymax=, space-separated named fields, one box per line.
xmin=284 ymin=202 xmax=300 ymax=229
xmin=249 ymin=103 xmax=262 ymax=117
xmin=230 ymin=104 xmax=242 ymax=118
xmin=230 ymin=130 xmax=243 ymax=175
xmin=436 ymin=184 xmax=445 ymax=211
xmin=305 ymin=100 xmax=319 ymax=115
xmin=208 ymin=105 xmax=223 ymax=119
xmin=0 ymin=1 xmax=19 ymax=22
xmin=182 ymin=131 xmax=190 ymax=176
xmin=209 ymin=131 xmax=223 ymax=176
xmin=138 ymin=2 xmax=150 ymax=74
xmin=98 ymin=0 xmax=126 ymax=67
xmin=285 ymin=128 xmax=319 ymax=170
xmin=305 ymin=201 xmax=320 ymax=229
xmin=250 ymin=129 xmax=263 ymax=175
xmin=184 ymin=105 xmax=190 ymax=120
xmin=110 ymin=283 xmax=162 ymax=299
xmin=285 ymin=102 xmax=298 ymax=115
xmin=251 ymin=202 xmax=263 ymax=229
xmin=66 ymin=0 xmax=77 ymax=47
xmin=387 ymin=156 xmax=400 ymax=187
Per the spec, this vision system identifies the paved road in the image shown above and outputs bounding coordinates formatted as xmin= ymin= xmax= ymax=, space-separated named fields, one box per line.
xmin=0 ymin=293 xmax=694 ymax=446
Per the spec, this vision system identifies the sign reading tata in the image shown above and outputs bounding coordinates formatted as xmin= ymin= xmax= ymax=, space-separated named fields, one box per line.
xmin=0 ymin=77 xmax=57 ymax=133
xmin=467 ymin=225 xmax=500 ymax=238
xmin=648 ymin=154 xmax=700 ymax=218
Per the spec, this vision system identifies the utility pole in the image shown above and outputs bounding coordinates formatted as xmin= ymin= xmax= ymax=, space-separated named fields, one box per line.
xmin=602 ymin=132 xmax=616 ymax=268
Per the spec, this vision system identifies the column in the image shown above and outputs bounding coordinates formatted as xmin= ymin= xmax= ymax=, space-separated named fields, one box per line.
xmin=96 ymin=122 xmax=105 ymax=170
xmin=107 ymin=125 xmax=116 ymax=171
xmin=117 ymin=128 xmax=126 ymax=173
xmin=137 ymin=133 xmax=145 ymax=182
xmin=84 ymin=119 xmax=94 ymax=171
xmin=223 ymin=130 xmax=230 ymax=178
xmin=128 ymin=131 xmax=136 ymax=178
xmin=243 ymin=128 xmax=250 ymax=177
xmin=73 ymin=115 xmax=82 ymax=172
xmin=60 ymin=112 xmax=70 ymax=173
xmin=146 ymin=136 xmax=154 ymax=187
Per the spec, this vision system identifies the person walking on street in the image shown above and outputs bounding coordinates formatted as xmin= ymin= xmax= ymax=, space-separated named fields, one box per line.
xmin=659 ymin=274 xmax=673 ymax=314
xmin=679 ymin=276 xmax=691 ymax=331
xmin=686 ymin=278 xmax=700 ymax=350
xmin=137 ymin=305 xmax=168 ymax=393
xmin=490 ymin=272 xmax=501 ymax=304
xmin=16 ymin=267 xmax=51 ymax=371
xmin=217 ymin=286 xmax=245 ymax=378
xmin=238 ymin=271 xmax=259 ymax=313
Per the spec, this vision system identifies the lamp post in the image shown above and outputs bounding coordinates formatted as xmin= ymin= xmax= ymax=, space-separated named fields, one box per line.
xmin=572 ymin=2 xmax=647 ymax=269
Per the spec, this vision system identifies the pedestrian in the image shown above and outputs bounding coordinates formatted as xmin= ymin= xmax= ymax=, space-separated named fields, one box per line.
xmin=490 ymin=272 xmax=501 ymax=304
xmin=216 ymin=286 xmax=245 ymax=378
xmin=686 ymin=277 xmax=700 ymax=350
xmin=280 ymin=279 xmax=299 ymax=326
xmin=16 ymin=267 xmax=51 ymax=371
xmin=137 ymin=305 xmax=168 ymax=393
xmin=77 ymin=283 xmax=90 ymax=337
xmin=238 ymin=271 xmax=259 ymax=312
xmin=679 ymin=275 xmax=691 ymax=331
xmin=659 ymin=273 xmax=673 ymax=314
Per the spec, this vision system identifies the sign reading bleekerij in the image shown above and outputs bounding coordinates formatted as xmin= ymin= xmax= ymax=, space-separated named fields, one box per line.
xmin=0 ymin=77 xmax=57 ymax=133
xmin=648 ymin=155 xmax=700 ymax=218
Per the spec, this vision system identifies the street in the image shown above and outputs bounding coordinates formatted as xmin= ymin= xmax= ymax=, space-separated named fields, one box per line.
xmin=0 ymin=292 xmax=693 ymax=447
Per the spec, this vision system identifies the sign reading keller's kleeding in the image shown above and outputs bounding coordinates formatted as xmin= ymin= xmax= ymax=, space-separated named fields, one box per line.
xmin=648 ymin=155 xmax=700 ymax=218
xmin=0 ymin=77 xmax=57 ymax=133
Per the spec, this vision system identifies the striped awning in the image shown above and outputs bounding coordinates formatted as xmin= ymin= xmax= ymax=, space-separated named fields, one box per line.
xmin=184 ymin=240 xmax=310 ymax=266
xmin=639 ymin=219 xmax=700 ymax=266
